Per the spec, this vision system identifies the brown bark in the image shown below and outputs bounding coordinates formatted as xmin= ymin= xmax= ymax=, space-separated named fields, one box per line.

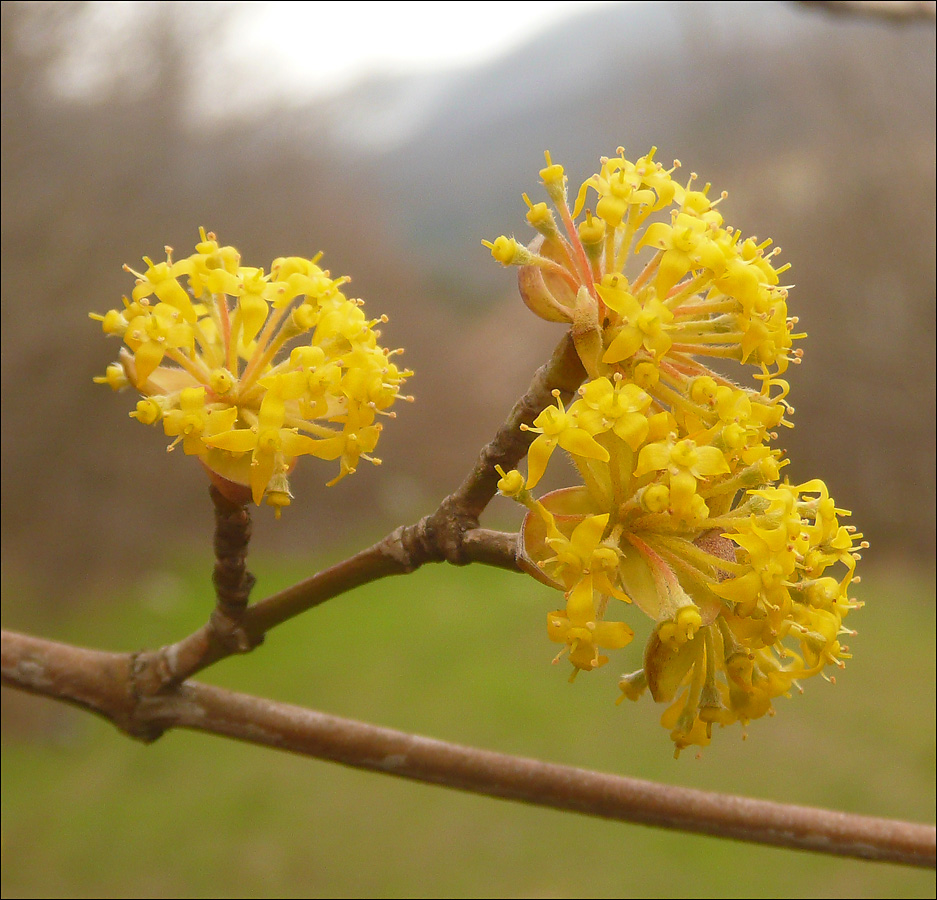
xmin=3 ymin=628 xmax=934 ymax=868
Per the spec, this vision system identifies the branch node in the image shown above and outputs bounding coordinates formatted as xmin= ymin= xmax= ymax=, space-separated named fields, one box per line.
xmin=126 ymin=651 xmax=169 ymax=743
xmin=209 ymin=608 xmax=263 ymax=654
xmin=431 ymin=505 xmax=481 ymax=567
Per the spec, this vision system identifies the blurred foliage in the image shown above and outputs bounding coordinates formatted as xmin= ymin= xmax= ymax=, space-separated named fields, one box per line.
xmin=1 ymin=1 xmax=935 ymax=592
xmin=2 ymin=559 xmax=935 ymax=898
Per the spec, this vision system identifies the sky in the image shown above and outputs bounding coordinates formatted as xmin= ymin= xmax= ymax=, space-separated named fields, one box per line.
xmin=219 ymin=0 xmax=623 ymax=102
xmin=35 ymin=0 xmax=626 ymax=116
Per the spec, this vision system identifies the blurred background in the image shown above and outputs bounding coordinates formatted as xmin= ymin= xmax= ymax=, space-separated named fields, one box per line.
xmin=2 ymin=2 xmax=934 ymax=897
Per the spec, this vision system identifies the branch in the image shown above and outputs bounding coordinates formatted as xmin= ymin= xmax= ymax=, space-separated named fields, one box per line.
xmin=3 ymin=628 xmax=934 ymax=868
xmin=798 ymin=1 xmax=937 ymax=22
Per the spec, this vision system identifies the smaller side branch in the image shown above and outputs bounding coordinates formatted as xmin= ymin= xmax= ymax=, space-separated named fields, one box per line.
xmin=134 ymin=332 xmax=583 ymax=689
xmin=3 ymin=628 xmax=934 ymax=868
xmin=133 ymin=526 xmax=521 ymax=692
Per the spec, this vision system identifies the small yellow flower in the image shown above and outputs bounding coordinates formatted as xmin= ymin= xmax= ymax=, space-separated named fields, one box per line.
xmin=205 ymin=390 xmax=317 ymax=505
xmin=635 ymin=436 xmax=731 ymax=520
xmin=122 ymin=302 xmax=196 ymax=385
xmin=163 ymin=387 xmax=238 ymax=456
xmin=575 ymin=377 xmax=651 ymax=450
xmin=521 ymin=390 xmax=608 ymax=489
xmin=547 ymin=578 xmax=634 ymax=679
xmin=598 ymin=277 xmax=674 ymax=363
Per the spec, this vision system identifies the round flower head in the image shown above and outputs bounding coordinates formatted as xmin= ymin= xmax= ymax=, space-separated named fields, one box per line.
xmin=492 ymin=152 xmax=865 ymax=754
xmin=92 ymin=230 xmax=412 ymax=515
xmin=485 ymin=148 xmax=803 ymax=412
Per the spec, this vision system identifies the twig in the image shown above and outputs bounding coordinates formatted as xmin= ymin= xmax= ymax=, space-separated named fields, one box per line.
xmin=208 ymin=483 xmax=256 ymax=652
xmin=3 ymin=628 xmax=934 ymax=868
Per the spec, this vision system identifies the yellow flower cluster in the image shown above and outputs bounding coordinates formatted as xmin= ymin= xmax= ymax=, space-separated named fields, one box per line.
xmin=489 ymin=151 xmax=864 ymax=754
xmin=92 ymin=230 xmax=412 ymax=515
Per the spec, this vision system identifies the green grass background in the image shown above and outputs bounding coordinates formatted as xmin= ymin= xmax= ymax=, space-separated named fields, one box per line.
xmin=2 ymin=553 xmax=934 ymax=899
